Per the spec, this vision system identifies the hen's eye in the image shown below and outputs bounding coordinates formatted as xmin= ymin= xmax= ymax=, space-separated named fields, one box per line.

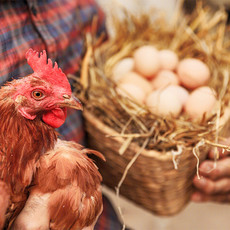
xmin=31 ymin=90 xmax=45 ymax=100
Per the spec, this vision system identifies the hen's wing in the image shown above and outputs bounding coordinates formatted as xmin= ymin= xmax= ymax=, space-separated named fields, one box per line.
xmin=12 ymin=139 xmax=105 ymax=230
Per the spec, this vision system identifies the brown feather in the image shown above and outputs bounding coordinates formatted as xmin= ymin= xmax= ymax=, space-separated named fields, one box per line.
xmin=34 ymin=140 xmax=103 ymax=193
xmin=82 ymin=149 xmax=106 ymax=162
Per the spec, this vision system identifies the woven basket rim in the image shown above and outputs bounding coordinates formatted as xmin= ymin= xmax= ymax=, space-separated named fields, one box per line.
xmin=84 ymin=105 xmax=230 ymax=159
xmin=84 ymin=109 xmax=190 ymax=160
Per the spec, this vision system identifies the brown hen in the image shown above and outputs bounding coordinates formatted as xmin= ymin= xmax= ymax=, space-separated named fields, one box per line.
xmin=0 ymin=49 xmax=105 ymax=230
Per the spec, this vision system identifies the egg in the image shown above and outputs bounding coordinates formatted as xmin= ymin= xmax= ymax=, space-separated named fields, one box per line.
xmin=112 ymin=58 xmax=134 ymax=82
xmin=177 ymin=58 xmax=210 ymax=89
xmin=184 ymin=86 xmax=217 ymax=119
xmin=163 ymin=85 xmax=189 ymax=106
xmin=151 ymin=70 xmax=179 ymax=90
xmin=146 ymin=89 xmax=183 ymax=117
xmin=133 ymin=45 xmax=160 ymax=78
xmin=119 ymin=71 xmax=152 ymax=94
xmin=117 ymin=83 xmax=146 ymax=104
xmin=159 ymin=49 xmax=179 ymax=71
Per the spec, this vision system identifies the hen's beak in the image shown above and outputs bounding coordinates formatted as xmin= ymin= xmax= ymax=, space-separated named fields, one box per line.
xmin=61 ymin=94 xmax=83 ymax=111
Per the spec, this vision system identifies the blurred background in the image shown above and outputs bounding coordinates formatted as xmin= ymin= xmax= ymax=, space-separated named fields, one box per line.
xmin=96 ymin=0 xmax=230 ymax=229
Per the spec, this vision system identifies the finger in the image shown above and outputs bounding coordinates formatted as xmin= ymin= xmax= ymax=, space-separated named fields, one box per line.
xmin=198 ymin=158 xmax=230 ymax=180
xmin=191 ymin=191 xmax=230 ymax=203
xmin=193 ymin=176 xmax=230 ymax=195
xmin=209 ymin=137 xmax=230 ymax=159
xmin=209 ymin=148 xmax=230 ymax=159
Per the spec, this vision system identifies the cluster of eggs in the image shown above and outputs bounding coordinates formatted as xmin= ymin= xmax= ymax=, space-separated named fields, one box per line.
xmin=112 ymin=45 xmax=217 ymax=119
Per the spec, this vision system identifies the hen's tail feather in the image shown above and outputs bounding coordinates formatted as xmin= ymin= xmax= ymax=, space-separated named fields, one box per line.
xmin=82 ymin=149 xmax=106 ymax=162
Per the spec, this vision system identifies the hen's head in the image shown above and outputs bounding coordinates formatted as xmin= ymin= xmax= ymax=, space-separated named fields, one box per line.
xmin=10 ymin=48 xmax=82 ymax=128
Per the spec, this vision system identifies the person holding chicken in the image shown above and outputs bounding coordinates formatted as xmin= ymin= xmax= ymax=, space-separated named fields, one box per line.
xmin=0 ymin=0 xmax=123 ymax=230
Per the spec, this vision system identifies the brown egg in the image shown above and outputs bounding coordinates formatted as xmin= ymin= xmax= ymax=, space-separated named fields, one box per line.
xmin=146 ymin=89 xmax=183 ymax=117
xmin=119 ymin=71 xmax=152 ymax=94
xmin=177 ymin=58 xmax=210 ymax=89
xmin=184 ymin=86 xmax=217 ymax=119
xmin=112 ymin=58 xmax=134 ymax=82
xmin=151 ymin=70 xmax=179 ymax=90
xmin=159 ymin=49 xmax=179 ymax=71
xmin=133 ymin=45 xmax=160 ymax=78
xmin=117 ymin=83 xmax=146 ymax=104
xmin=164 ymin=85 xmax=189 ymax=106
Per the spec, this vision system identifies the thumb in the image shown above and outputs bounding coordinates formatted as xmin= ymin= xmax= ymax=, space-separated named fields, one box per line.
xmin=199 ymin=158 xmax=230 ymax=180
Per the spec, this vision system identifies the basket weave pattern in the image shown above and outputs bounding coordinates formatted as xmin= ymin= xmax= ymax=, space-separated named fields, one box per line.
xmin=84 ymin=110 xmax=208 ymax=215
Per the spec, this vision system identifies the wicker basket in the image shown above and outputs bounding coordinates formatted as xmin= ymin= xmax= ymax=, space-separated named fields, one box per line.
xmin=74 ymin=4 xmax=230 ymax=216
xmin=83 ymin=109 xmax=209 ymax=215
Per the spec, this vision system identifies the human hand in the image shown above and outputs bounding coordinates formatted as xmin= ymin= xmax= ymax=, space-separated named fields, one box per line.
xmin=191 ymin=138 xmax=230 ymax=203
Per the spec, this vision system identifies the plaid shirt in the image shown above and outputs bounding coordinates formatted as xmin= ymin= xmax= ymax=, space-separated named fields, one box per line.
xmin=0 ymin=1 xmax=123 ymax=229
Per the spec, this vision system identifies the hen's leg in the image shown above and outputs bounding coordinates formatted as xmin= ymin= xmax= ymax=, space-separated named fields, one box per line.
xmin=0 ymin=181 xmax=10 ymax=229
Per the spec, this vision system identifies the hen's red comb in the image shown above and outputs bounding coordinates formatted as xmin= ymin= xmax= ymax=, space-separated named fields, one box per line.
xmin=26 ymin=48 xmax=71 ymax=93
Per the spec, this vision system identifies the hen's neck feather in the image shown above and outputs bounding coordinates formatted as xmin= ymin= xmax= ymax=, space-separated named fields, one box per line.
xmin=0 ymin=89 xmax=58 ymax=193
